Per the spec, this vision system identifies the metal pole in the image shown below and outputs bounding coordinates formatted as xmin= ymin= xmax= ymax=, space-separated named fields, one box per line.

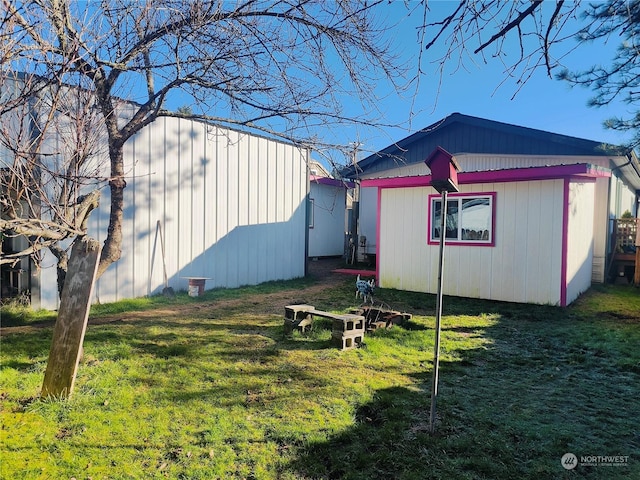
xmin=429 ymin=189 xmax=447 ymax=434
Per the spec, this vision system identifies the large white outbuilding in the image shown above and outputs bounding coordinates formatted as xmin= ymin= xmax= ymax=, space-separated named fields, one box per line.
xmin=30 ymin=117 xmax=309 ymax=309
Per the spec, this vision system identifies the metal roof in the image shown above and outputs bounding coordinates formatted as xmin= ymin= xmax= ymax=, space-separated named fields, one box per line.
xmin=340 ymin=112 xmax=627 ymax=179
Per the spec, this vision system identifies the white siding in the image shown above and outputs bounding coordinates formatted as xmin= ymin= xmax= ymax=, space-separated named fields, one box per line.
xmin=361 ymin=163 xmax=428 ymax=179
xmin=77 ymin=118 xmax=308 ymax=307
xmin=362 ymin=153 xmax=637 ymax=299
xmin=616 ymin=172 xmax=638 ymax=217
xmin=449 ymin=154 xmax=612 ymax=173
xmin=308 ymin=182 xmax=347 ymax=257
xmin=566 ymin=181 xmax=596 ymax=304
xmin=379 ymin=187 xmax=430 ymax=292
xmin=608 ymin=172 xmax=637 ymax=226
xmin=379 ymin=180 xmax=565 ymax=305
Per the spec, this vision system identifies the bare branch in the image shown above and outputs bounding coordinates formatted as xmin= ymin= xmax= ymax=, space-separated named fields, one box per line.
xmin=424 ymin=0 xmax=466 ymax=51
xmin=2 ymin=0 xmax=406 ymax=291
xmin=544 ymin=0 xmax=565 ymax=76
xmin=473 ymin=1 xmax=543 ymax=54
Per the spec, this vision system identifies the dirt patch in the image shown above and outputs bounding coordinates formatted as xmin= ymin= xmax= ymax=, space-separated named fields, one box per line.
xmin=1 ymin=258 xmax=356 ymax=336
xmin=307 ymin=256 xmax=349 ymax=281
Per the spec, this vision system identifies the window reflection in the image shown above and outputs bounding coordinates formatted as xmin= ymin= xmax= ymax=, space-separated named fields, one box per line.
xmin=430 ymin=194 xmax=493 ymax=244
xmin=461 ymin=198 xmax=490 ymax=240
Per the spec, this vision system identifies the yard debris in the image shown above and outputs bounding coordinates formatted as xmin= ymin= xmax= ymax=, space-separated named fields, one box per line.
xmin=350 ymin=305 xmax=412 ymax=332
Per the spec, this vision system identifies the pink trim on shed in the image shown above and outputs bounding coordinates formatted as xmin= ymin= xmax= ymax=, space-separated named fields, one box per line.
xmin=560 ymin=178 xmax=570 ymax=307
xmin=361 ymin=163 xmax=610 ymax=189
xmin=376 ymin=187 xmax=382 ymax=285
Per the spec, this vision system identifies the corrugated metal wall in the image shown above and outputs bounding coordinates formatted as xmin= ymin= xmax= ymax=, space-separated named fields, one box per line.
xmin=379 ymin=180 xmax=565 ymax=305
xmin=85 ymin=118 xmax=308 ymax=305
xmin=453 ymin=154 xmax=611 ymax=173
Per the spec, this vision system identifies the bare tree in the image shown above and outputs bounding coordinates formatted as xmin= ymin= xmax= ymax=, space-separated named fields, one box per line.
xmin=0 ymin=72 xmax=104 ymax=296
xmin=1 ymin=0 xmax=404 ymax=294
xmin=418 ymin=0 xmax=640 ymax=147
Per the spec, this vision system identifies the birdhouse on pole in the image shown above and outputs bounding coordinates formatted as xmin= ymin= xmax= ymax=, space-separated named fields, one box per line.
xmin=424 ymin=145 xmax=461 ymax=433
xmin=425 ymin=146 xmax=461 ymax=193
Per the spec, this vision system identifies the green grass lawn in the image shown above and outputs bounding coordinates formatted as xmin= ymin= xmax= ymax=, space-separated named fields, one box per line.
xmin=1 ymin=277 xmax=639 ymax=479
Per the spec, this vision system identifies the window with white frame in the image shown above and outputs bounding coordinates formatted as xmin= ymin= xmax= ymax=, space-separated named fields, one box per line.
xmin=428 ymin=193 xmax=495 ymax=245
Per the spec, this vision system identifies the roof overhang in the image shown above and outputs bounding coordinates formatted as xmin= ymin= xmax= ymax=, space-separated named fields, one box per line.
xmin=610 ymin=153 xmax=640 ymax=192
xmin=361 ymin=163 xmax=610 ymax=189
xmin=310 ymin=174 xmax=355 ymax=188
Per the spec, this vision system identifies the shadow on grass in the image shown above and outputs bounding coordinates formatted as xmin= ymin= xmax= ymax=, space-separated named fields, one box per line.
xmin=0 ymin=332 xmax=51 ymax=369
xmin=286 ymin=382 xmax=434 ymax=480
xmin=83 ymin=317 xmax=337 ymax=365
xmin=1 ymin=360 xmax=40 ymax=370
xmin=286 ymin=301 xmax=640 ymax=480
xmin=0 ymin=312 xmax=58 ymax=328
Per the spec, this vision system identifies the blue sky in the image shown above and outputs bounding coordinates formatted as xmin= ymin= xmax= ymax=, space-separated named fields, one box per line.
xmin=334 ymin=1 xmax=633 ymax=162
xmin=151 ymin=1 xmax=631 ymax=166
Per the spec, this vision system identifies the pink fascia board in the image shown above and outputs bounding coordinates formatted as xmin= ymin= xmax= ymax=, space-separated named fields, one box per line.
xmin=361 ymin=163 xmax=611 ymax=189
xmin=375 ymin=187 xmax=382 ymax=285
xmin=310 ymin=175 xmax=355 ymax=188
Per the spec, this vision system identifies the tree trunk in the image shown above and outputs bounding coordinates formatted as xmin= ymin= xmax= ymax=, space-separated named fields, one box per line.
xmin=96 ymin=141 xmax=126 ymax=278
xmin=49 ymin=244 xmax=69 ymax=299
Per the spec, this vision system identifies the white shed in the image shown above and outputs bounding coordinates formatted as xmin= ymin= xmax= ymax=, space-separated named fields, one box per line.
xmin=36 ymin=117 xmax=309 ymax=309
xmin=366 ymin=164 xmax=608 ymax=306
